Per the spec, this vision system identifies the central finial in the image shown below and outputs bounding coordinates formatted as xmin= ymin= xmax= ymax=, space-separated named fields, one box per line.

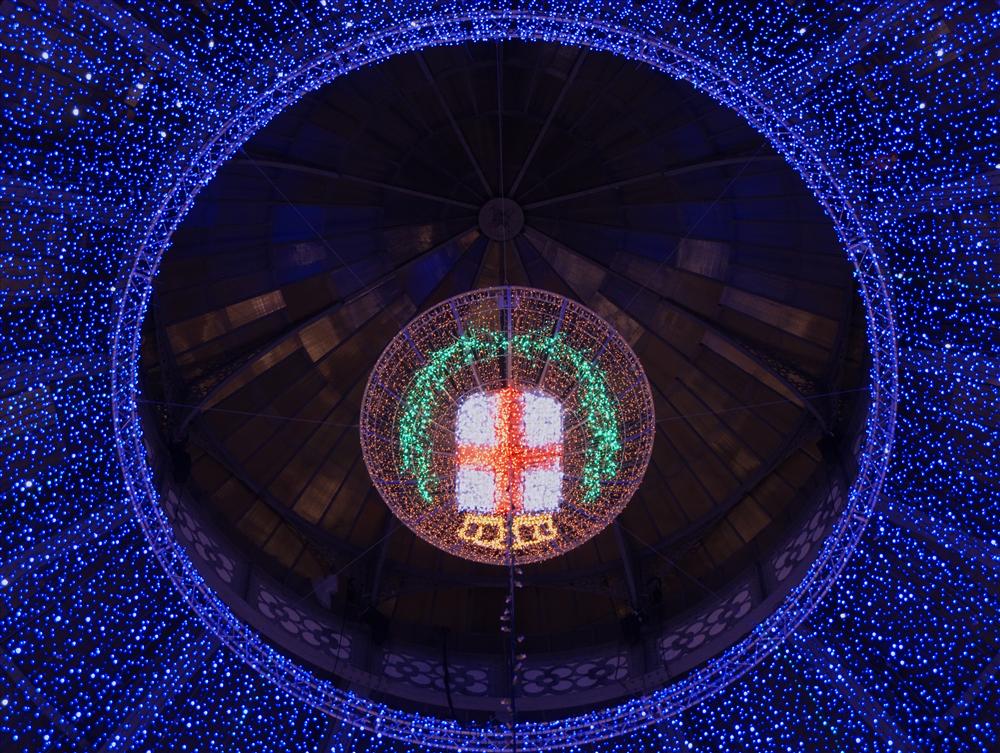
xmin=478 ymin=197 xmax=525 ymax=242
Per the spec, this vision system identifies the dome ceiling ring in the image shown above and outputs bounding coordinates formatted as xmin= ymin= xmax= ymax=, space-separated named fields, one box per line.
xmin=111 ymin=10 xmax=898 ymax=750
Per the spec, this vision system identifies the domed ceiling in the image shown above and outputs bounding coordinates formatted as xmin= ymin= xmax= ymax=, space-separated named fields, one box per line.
xmin=142 ymin=40 xmax=867 ymax=718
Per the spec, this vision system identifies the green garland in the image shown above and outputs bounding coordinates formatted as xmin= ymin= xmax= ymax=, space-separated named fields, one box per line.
xmin=397 ymin=328 xmax=621 ymax=506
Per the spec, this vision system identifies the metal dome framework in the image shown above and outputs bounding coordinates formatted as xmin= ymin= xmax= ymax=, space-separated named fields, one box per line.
xmin=110 ymin=11 xmax=896 ymax=751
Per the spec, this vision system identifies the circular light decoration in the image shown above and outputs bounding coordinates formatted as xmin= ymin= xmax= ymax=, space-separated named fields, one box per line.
xmin=360 ymin=286 xmax=655 ymax=565
xmin=96 ymin=10 xmax=907 ymax=746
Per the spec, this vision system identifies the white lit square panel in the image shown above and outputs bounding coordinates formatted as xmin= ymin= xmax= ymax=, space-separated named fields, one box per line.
xmin=456 ymin=392 xmax=497 ymax=446
xmin=456 ymin=467 xmax=496 ymax=512
xmin=455 ymin=388 xmax=563 ymax=514
xmin=522 ymin=392 xmax=561 ymax=446
xmin=522 ymin=468 xmax=562 ymax=513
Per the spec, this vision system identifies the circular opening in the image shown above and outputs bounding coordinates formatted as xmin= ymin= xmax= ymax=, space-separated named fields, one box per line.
xmin=117 ymin=19 xmax=896 ymax=750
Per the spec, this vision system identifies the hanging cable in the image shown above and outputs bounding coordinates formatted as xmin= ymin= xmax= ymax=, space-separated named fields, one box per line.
xmin=495 ymin=39 xmax=509 ymax=287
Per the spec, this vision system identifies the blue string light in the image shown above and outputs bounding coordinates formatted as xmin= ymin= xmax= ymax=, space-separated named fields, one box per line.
xmin=1 ymin=2 xmax=997 ymax=751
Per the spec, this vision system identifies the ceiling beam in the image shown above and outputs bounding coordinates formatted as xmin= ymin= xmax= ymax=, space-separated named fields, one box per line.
xmin=514 ymin=58 xmax=709 ymax=201
xmin=522 ymin=153 xmax=782 ymax=210
xmin=231 ymin=154 xmax=480 ymax=211
xmin=515 ymin=229 xmax=833 ymax=556
xmin=191 ymin=424 xmax=364 ymax=561
xmin=508 ymin=49 xmax=588 ymax=196
xmin=174 ymin=226 xmax=477 ymax=434
xmin=613 ymin=521 xmax=641 ymax=610
xmin=519 ymin=228 xmax=779 ymax=456
xmin=521 ymin=226 xmax=828 ymax=430
xmin=416 ymin=52 xmax=493 ymax=197
xmin=638 ymin=414 xmax=817 ymax=560
xmin=368 ymin=513 xmax=396 ymax=607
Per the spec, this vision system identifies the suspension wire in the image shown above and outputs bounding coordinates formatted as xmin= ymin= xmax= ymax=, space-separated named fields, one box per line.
xmin=497 ymin=39 xmax=520 ymax=752
xmin=497 ymin=43 xmax=517 ymax=738
xmin=495 ymin=39 xmax=509 ymax=287
xmin=504 ymin=509 xmax=519 ymax=753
